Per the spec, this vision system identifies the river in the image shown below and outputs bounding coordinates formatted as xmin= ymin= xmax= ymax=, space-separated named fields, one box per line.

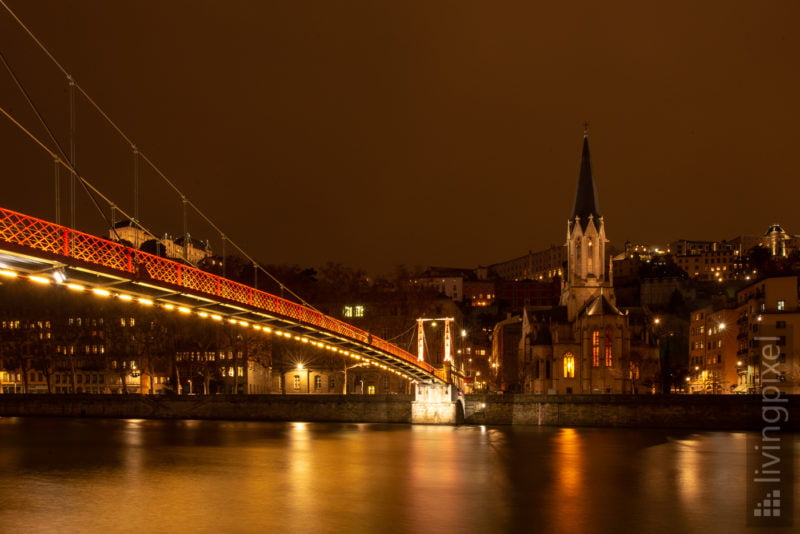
xmin=0 ymin=418 xmax=795 ymax=533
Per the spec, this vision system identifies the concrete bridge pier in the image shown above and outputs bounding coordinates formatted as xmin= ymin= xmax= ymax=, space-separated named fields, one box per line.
xmin=411 ymin=382 xmax=464 ymax=424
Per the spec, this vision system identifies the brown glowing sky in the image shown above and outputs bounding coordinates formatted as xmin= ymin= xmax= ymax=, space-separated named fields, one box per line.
xmin=1 ymin=1 xmax=798 ymax=275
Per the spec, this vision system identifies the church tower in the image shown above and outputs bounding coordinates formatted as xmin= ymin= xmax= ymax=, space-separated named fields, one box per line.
xmin=561 ymin=127 xmax=616 ymax=321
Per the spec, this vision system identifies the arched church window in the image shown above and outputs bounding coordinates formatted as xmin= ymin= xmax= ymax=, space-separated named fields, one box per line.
xmin=576 ymin=238 xmax=582 ymax=264
xmin=604 ymin=328 xmax=613 ymax=366
xmin=563 ymin=353 xmax=575 ymax=378
xmin=591 ymin=331 xmax=600 ymax=367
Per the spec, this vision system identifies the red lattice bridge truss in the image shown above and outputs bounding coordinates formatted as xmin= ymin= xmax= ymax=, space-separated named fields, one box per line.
xmin=0 ymin=206 xmax=446 ymax=384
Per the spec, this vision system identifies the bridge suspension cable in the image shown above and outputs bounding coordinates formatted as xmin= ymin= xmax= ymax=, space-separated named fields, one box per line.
xmin=0 ymin=104 xmax=157 ymax=244
xmin=0 ymin=0 xmax=315 ymax=310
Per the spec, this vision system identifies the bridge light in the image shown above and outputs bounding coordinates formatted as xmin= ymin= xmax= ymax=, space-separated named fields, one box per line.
xmin=138 ymin=298 xmax=154 ymax=306
xmin=179 ymin=307 xmax=191 ymax=314
xmin=0 ymin=269 xmax=17 ymax=278
xmin=52 ymin=270 xmax=67 ymax=283
xmin=29 ymin=275 xmax=50 ymax=285
xmin=163 ymin=304 xmax=175 ymax=310
xmin=301 ymin=338 xmax=309 ymax=343
xmin=238 ymin=320 xmax=249 ymax=327
xmin=198 ymin=312 xmax=209 ymax=318
xmin=263 ymin=327 xmax=272 ymax=333
xmin=228 ymin=318 xmax=237 ymax=324
xmin=252 ymin=325 xmax=261 ymax=330
xmin=118 ymin=294 xmax=133 ymax=301
xmin=92 ymin=288 xmax=111 ymax=297
xmin=67 ymin=283 xmax=85 ymax=291
xmin=211 ymin=314 xmax=222 ymax=321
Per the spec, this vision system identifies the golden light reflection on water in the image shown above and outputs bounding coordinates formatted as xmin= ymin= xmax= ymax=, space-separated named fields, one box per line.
xmin=546 ymin=427 xmax=588 ymax=534
xmin=553 ymin=428 xmax=583 ymax=498
xmin=0 ymin=420 xmax=777 ymax=534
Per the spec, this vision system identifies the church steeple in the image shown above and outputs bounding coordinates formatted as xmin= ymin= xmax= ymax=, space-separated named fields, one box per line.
xmin=571 ymin=127 xmax=601 ymax=224
xmin=562 ymin=125 xmax=614 ymax=321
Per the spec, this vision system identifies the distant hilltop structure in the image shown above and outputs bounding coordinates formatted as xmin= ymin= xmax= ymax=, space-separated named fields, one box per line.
xmin=109 ymin=219 xmax=213 ymax=265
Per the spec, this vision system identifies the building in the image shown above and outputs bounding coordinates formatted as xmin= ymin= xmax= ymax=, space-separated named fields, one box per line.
xmin=489 ymin=315 xmax=522 ymax=391
xmin=411 ymin=267 xmax=474 ymax=302
xmin=463 ymin=279 xmax=560 ymax=310
xmin=687 ymin=305 xmax=739 ymax=393
xmin=673 ymin=246 xmax=744 ymax=281
xmin=762 ymin=224 xmax=798 ymax=258
xmin=688 ymin=275 xmax=800 ymax=394
xmin=491 ymin=130 xmax=660 ymax=394
xmin=111 ymin=219 xmax=212 ymax=265
xmin=487 ymin=245 xmax=566 ymax=282
xmin=734 ymin=276 xmax=800 ymax=394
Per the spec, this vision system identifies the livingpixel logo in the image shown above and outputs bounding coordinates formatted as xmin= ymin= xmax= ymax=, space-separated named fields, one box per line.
xmin=746 ymin=329 xmax=794 ymax=528
xmin=752 ymin=489 xmax=781 ymax=518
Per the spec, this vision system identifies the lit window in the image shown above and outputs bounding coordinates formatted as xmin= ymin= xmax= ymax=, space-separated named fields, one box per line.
xmin=605 ymin=329 xmax=613 ymax=367
xmin=563 ymin=353 xmax=575 ymax=378
xmin=343 ymin=306 xmax=353 ymax=317
xmin=777 ymin=300 xmax=785 ymax=311
xmin=592 ymin=331 xmax=600 ymax=367
xmin=367 ymin=385 xmax=376 ymax=395
xmin=354 ymin=305 xmax=364 ymax=317
xmin=314 ymin=375 xmax=322 ymax=389
xmin=293 ymin=375 xmax=301 ymax=390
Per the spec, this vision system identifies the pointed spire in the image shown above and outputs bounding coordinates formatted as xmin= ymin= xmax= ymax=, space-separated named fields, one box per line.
xmin=571 ymin=126 xmax=601 ymax=224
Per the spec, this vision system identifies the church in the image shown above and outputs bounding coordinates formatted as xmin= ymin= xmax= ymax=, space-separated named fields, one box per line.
xmin=493 ymin=130 xmax=660 ymax=394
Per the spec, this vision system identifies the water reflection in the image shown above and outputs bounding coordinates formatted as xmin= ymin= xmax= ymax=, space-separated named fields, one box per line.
xmin=0 ymin=418 xmax=793 ymax=534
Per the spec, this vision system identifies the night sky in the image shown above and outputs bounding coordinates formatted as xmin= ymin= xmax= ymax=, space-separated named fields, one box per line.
xmin=1 ymin=1 xmax=798 ymax=275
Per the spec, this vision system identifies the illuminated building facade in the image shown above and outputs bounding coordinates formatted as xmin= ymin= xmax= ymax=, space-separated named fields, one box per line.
xmin=687 ymin=305 xmax=739 ymax=394
xmin=111 ymin=219 xmax=212 ymax=265
xmin=487 ymin=245 xmax=566 ymax=281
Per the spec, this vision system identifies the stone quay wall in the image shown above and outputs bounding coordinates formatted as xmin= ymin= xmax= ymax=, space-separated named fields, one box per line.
xmin=464 ymin=394 xmax=800 ymax=430
xmin=1 ymin=393 xmax=797 ymax=430
xmin=0 ymin=394 xmax=413 ymax=423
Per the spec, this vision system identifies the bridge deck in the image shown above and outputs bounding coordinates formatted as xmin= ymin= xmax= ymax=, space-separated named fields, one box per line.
xmin=0 ymin=207 xmax=445 ymax=383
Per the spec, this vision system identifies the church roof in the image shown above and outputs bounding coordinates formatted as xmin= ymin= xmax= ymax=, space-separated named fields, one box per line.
xmin=571 ymin=133 xmax=602 ymax=230
xmin=582 ymin=293 xmax=624 ymax=317
xmin=765 ymin=224 xmax=785 ymax=236
xmin=524 ymin=305 xmax=568 ymax=323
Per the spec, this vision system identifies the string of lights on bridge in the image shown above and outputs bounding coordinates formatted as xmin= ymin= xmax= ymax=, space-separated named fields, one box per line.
xmin=0 ymin=266 xmax=416 ymax=382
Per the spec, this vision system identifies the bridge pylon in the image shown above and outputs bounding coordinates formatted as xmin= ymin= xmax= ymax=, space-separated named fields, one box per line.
xmin=411 ymin=377 xmax=464 ymax=425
